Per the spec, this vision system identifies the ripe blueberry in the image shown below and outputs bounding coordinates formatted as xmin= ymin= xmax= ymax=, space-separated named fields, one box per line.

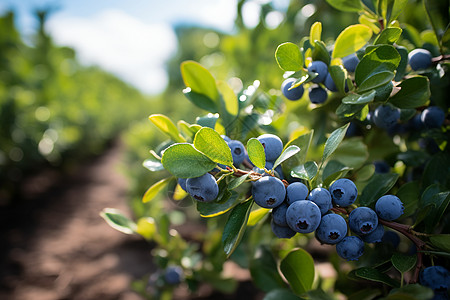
xmin=375 ymin=194 xmax=404 ymax=221
xmin=186 ymin=173 xmax=219 ymax=202
xmin=281 ymin=78 xmax=304 ymax=101
xmin=316 ymin=213 xmax=347 ymax=244
xmin=421 ymin=106 xmax=446 ymax=129
xmin=252 ymin=176 xmax=286 ymax=208
xmin=286 ymin=182 xmax=309 ymax=205
xmin=348 ymin=207 xmax=379 ymax=235
xmin=373 ymin=160 xmax=390 ymax=174
xmin=342 ymin=53 xmax=359 ymax=73
xmin=178 ymin=178 xmax=187 ymax=191
xmin=408 ymin=48 xmax=432 ymax=71
xmin=373 ymin=105 xmax=400 ymax=129
xmin=361 ymin=223 xmax=385 ymax=243
xmin=286 ymin=200 xmax=321 ymax=233
xmin=324 ymin=73 xmax=338 ymax=92
xmin=309 ymin=86 xmax=328 ymax=104
xmin=308 ymin=187 xmax=332 ymax=215
xmin=271 ymin=219 xmax=297 ymax=239
xmin=227 ymin=140 xmax=246 ymax=166
xmin=329 ymin=178 xmax=358 ymax=207
xmin=336 ymin=236 xmax=364 ymax=261
xmin=307 ymin=61 xmax=328 ymax=83
xmin=164 ymin=266 xmax=183 ymax=285
xmin=221 ymin=135 xmax=231 ymax=143
xmin=272 ymin=202 xmax=289 ymax=227
xmin=256 ymin=133 xmax=284 ymax=162
xmin=419 ymin=266 xmax=450 ymax=292
xmin=381 ymin=231 xmax=400 ymax=249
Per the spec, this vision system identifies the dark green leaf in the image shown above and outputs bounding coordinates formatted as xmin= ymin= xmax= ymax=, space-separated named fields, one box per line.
xmin=329 ymin=64 xmax=348 ymax=93
xmin=250 ymin=246 xmax=287 ymax=292
xmin=183 ymin=89 xmax=218 ymax=112
xmin=413 ymin=204 xmax=435 ymax=228
xmin=283 ymin=131 xmax=314 ymax=173
xmin=100 ymin=208 xmax=136 ymax=234
xmin=264 ymin=289 xmax=302 ymax=300
xmin=247 ymin=138 xmax=266 ymax=169
xmin=275 ymin=42 xmax=304 ymax=72
xmin=312 ymin=40 xmax=331 ymax=65
xmin=396 ymin=181 xmax=420 ymax=217
xmin=422 ymin=190 xmax=450 ymax=232
xmin=386 ymin=284 xmax=434 ymax=300
xmin=196 ymin=114 xmax=219 ymax=128
xmin=342 ymin=90 xmax=376 ymax=105
xmin=332 ymin=24 xmax=373 ymax=58
xmin=351 ymin=267 xmax=400 ymax=287
xmin=222 ymin=200 xmax=253 ymax=257
xmin=336 ymin=103 xmax=367 ymax=120
xmin=325 ymin=0 xmax=363 ymax=12
xmin=394 ymin=46 xmax=408 ymax=81
xmin=280 ymin=248 xmax=315 ymax=295
xmin=391 ymin=253 xmax=417 ymax=273
xmin=330 ymin=137 xmax=369 ymax=169
xmin=291 ymin=161 xmax=318 ymax=181
xmin=161 ymin=143 xmax=216 ymax=178
xmin=424 ymin=0 xmax=450 ymax=46
xmin=322 ymin=160 xmax=352 ymax=188
xmin=197 ymin=191 xmax=240 ymax=218
xmin=322 ymin=123 xmax=350 ymax=162
xmin=429 ymin=235 xmax=450 ymax=252
xmin=357 ymin=71 xmax=395 ymax=92
xmin=422 ymin=152 xmax=450 ymax=189
xmin=228 ymin=173 xmax=250 ymax=190
xmin=389 ymin=76 xmax=431 ymax=108
xmin=374 ymin=28 xmax=403 ymax=45
xmin=360 ymin=173 xmax=399 ymax=207
xmin=194 ymin=127 xmax=233 ymax=166
xmin=273 ymin=145 xmax=301 ymax=170
xmin=306 ymin=289 xmax=337 ymax=300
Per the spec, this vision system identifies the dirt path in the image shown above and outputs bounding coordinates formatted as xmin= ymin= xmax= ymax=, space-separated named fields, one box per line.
xmin=0 ymin=141 xmax=154 ymax=300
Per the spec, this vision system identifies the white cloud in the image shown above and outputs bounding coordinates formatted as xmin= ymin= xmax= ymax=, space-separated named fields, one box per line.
xmin=47 ymin=9 xmax=177 ymax=95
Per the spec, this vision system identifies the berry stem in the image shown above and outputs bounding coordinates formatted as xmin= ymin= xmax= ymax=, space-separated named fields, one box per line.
xmin=432 ymin=54 xmax=450 ymax=64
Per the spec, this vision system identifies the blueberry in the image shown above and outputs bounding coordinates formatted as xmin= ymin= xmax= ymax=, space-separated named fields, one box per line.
xmin=342 ymin=53 xmax=359 ymax=73
xmin=308 ymin=187 xmax=332 ymax=215
xmin=271 ymin=219 xmax=297 ymax=239
xmin=336 ymin=236 xmax=365 ymax=261
xmin=381 ymin=231 xmax=400 ymax=248
xmin=309 ymin=86 xmax=328 ymax=104
xmin=307 ymin=61 xmax=328 ymax=83
xmin=324 ymin=73 xmax=338 ymax=92
xmin=252 ymin=176 xmax=286 ymax=208
xmin=286 ymin=182 xmax=309 ymax=205
xmin=373 ymin=105 xmax=400 ymax=129
xmin=186 ymin=173 xmax=219 ymax=202
xmin=361 ymin=223 xmax=385 ymax=243
xmin=178 ymin=178 xmax=187 ymax=191
xmin=281 ymin=78 xmax=304 ymax=101
xmin=419 ymin=266 xmax=450 ymax=291
xmin=408 ymin=48 xmax=433 ymax=71
xmin=410 ymin=113 xmax=425 ymax=130
xmin=375 ymin=195 xmax=404 ymax=221
xmin=164 ymin=266 xmax=183 ymax=285
xmin=227 ymin=140 xmax=246 ymax=166
xmin=421 ymin=106 xmax=446 ymax=129
xmin=373 ymin=160 xmax=390 ymax=173
xmin=348 ymin=207 xmax=379 ymax=235
xmin=256 ymin=134 xmax=284 ymax=162
xmin=316 ymin=213 xmax=347 ymax=244
xmin=221 ymin=135 xmax=231 ymax=142
xmin=286 ymin=200 xmax=321 ymax=233
xmin=272 ymin=202 xmax=289 ymax=226
xmin=329 ymin=178 xmax=358 ymax=207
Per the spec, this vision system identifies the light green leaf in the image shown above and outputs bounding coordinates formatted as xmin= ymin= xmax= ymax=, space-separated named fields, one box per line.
xmin=181 ymin=60 xmax=219 ymax=101
xmin=359 ymin=173 xmax=399 ymax=207
xmin=194 ymin=127 xmax=233 ymax=166
xmin=149 ymin=114 xmax=186 ymax=143
xmin=273 ymin=145 xmax=300 ymax=170
xmin=291 ymin=161 xmax=318 ymax=181
xmin=342 ymin=90 xmax=376 ymax=105
xmin=100 ymin=208 xmax=136 ymax=234
xmin=332 ymin=25 xmax=373 ymax=59
xmin=217 ymin=80 xmax=239 ymax=116
xmin=357 ymin=71 xmax=395 ymax=92
xmin=196 ymin=114 xmax=219 ymax=128
xmin=161 ymin=143 xmax=216 ymax=178
xmin=222 ymin=200 xmax=253 ymax=257
xmin=275 ymin=42 xmax=304 ymax=72
xmin=325 ymin=0 xmax=363 ymax=12
xmin=374 ymin=28 xmax=403 ymax=45
xmin=142 ymin=177 xmax=173 ymax=203
xmin=310 ymin=22 xmax=322 ymax=46
xmin=391 ymin=253 xmax=417 ymax=273
xmin=247 ymin=138 xmax=266 ymax=169
xmin=247 ymin=207 xmax=271 ymax=226
xmin=329 ymin=64 xmax=348 ymax=93
xmin=280 ymin=248 xmax=315 ymax=295
xmin=142 ymin=158 xmax=164 ymax=172
xmin=228 ymin=173 xmax=250 ymax=190
xmin=388 ymin=76 xmax=431 ymax=109
xmin=322 ymin=123 xmax=350 ymax=162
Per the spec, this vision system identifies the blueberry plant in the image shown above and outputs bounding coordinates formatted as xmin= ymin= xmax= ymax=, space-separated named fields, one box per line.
xmin=103 ymin=0 xmax=450 ymax=298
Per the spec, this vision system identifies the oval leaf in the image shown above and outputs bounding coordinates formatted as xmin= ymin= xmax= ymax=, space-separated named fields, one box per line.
xmin=197 ymin=191 xmax=240 ymax=218
xmin=247 ymin=207 xmax=271 ymax=226
xmin=275 ymin=42 xmax=304 ymax=72
xmin=310 ymin=22 xmax=322 ymax=46
xmin=273 ymin=145 xmax=300 ymax=169
xmin=222 ymin=200 xmax=253 ymax=257
xmin=247 ymin=138 xmax=266 ymax=169
xmin=181 ymin=60 xmax=219 ymax=101
xmin=388 ymin=76 xmax=431 ymax=109
xmin=142 ymin=177 xmax=172 ymax=203
xmin=280 ymin=248 xmax=315 ymax=295
xmin=217 ymin=80 xmax=239 ymax=116
xmin=357 ymin=71 xmax=395 ymax=92
xmin=429 ymin=234 xmax=450 ymax=252
xmin=149 ymin=114 xmax=186 ymax=143
xmin=161 ymin=143 xmax=217 ymax=178
xmin=322 ymin=123 xmax=350 ymax=162
xmin=391 ymin=253 xmax=417 ymax=273
xmin=374 ymin=28 xmax=403 ymax=45
xmin=332 ymin=24 xmax=373 ymax=59
xmin=325 ymin=0 xmax=363 ymax=12
xmin=352 ymin=267 xmax=400 ymax=287
xmin=194 ymin=127 xmax=233 ymax=166
xmin=342 ymin=90 xmax=376 ymax=105
xmin=291 ymin=161 xmax=318 ymax=181
xmin=359 ymin=173 xmax=399 ymax=207
xmin=100 ymin=208 xmax=136 ymax=234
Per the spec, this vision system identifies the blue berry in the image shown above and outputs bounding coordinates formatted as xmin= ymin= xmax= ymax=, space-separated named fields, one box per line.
xmin=324 ymin=73 xmax=338 ymax=92
xmin=271 ymin=219 xmax=296 ymax=239
xmin=419 ymin=266 xmax=450 ymax=291
xmin=252 ymin=176 xmax=286 ymax=208
xmin=307 ymin=61 xmax=328 ymax=83
xmin=348 ymin=207 xmax=379 ymax=235
xmin=257 ymin=134 xmax=284 ymax=162
xmin=408 ymin=48 xmax=433 ymax=71
xmin=186 ymin=173 xmax=219 ymax=202
xmin=361 ymin=223 xmax=385 ymax=243
xmin=316 ymin=213 xmax=347 ymax=244
xmin=227 ymin=140 xmax=246 ymax=166
xmin=336 ymin=236 xmax=364 ymax=261
xmin=221 ymin=135 xmax=231 ymax=142
xmin=375 ymin=195 xmax=404 ymax=221
xmin=342 ymin=53 xmax=359 ymax=72
xmin=373 ymin=160 xmax=390 ymax=173
xmin=272 ymin=202 xmax=289 ymax=227
xmin=381 ymin=231 xmax=400 ymax=248
xmin=286 ymin=182 xmax=309 ymax=205
xmin=178 ymin=178 xmax=187 ymax=191
xmin=286 ymin=200 xmax=321 ymax=233
xmin=421 ymin=106 xmax=446 ymax=129
xmin=281 ymin=78 xmax=304 ymax=101
xmin=373 ymin=105 xmax=400 ymax=129
xmin=309 ymin=86 xmax=328 ymax=104
xmin=329 ymin=178 xmax=358 ymax=207
xmin=164 ymin=266 xmax=183 ymax=285
xmin=308 ymin=187 xmax=332 ymax=215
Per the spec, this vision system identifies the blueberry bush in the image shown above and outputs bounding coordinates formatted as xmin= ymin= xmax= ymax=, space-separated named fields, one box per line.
xmin=103 ymin=0 xmax=450 ymax=298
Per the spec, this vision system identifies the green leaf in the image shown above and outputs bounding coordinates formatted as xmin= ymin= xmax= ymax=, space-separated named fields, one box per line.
xmin=429 ymin=234 xmax=450 ymax=252
xmin=136 ymin=217 xmax=157 ymax=240
xmin=142 ymin=158 xmax=164 ymax=172
xmin=194 ymin=127 xmax=233 ymax=166
xmin=329 ymin=64 xmax=348 ymax=93
xmin=422 ymin=190 xmax=450 ymax=232
xmin=264 ymin=289 xmax=302 ymax=300
xmin=336 ymin=103 xmax=367 ymax=120
xmin=275 ymin=42 xmax=304 ymax=72
xmin=247 ymin=138 xmax=266 ymax=169
xmin=374 ymin=28 xmax=403 ymax=45
xmin=183 ymin=89 xmax=218 ymax=112
xmin=228 ymin=173 xmax=250 ymax=190
xmin=142 ymin=177 xmax=172 ymax=203
xmin=310 ymin=22 xmax=322 ymax=46
xmin=391 ymin=253 xmax=417 ymax=273
xmin=291 ymin=161 xmax=318 ymax=182
xmin=351 ymin=267 xmax=400 ymax=287
xmin=283 ymin=131 xmax=314 ymax=172
xmin=100 ymin=208 xmax=136 ymax=234
xmin=424 ymin=0 xmax=450 ymax=48
xmin=359 ymin=173 xmax=399 ymax=207
xmin=386 ymin=284 xmax=434 ymax=300
xmin=196 ymin=114 xmax=219 ymax=128
xmin=312 ymin=41 xmax=331 ymax=65
xmin=307 ymin=289 xmax=337 ymax=300
xmin=149 ymin=114 xmax=186 ymax=143
xmin=273 ymin=145 xmax=301 ymax=170
xmin=342 ymin=90 xmax=376 ymax=105
xmin=325 ymin=0 xmax=363 ymax=12
xmin=390 ymin=0 xmax=409 ymax=22
xmin=396 ymin=181 xmax=420 ymax=217
xmin=331 ymin=137 xmax=369 ymax=169
xmin=247 ymin=207 xmax=271 ymax=226
xmin=394 ymin=46 xmax=408 ymax=81
xmin=413 ymin=204 xmax=435 ymax=228
xmin=280 ymin=248 xmax=315 ymax=295
xmin=357 ymin=71 xmax=395 ymax=92
xmin=322 ymin=123 xmax=350 ymax=162
xmin=181 ymin=60 xmax=219 ymax=101
xmin=161 ymin=143 xmax=216 ymax=178
xmin=322 ymin=160 xmax=352 ymax=188
xmin=332 ymin=25 xmax=373 ymax=59
xmin=217 ymin=80 xmax=239 ymax=116
xmin=197 ymin=191 xmax=240 ymax=218
xmin=389 ymin=76 xmax=431 ymax=109
xmin=222 ymin=200 xmax=253 ymax=257
xmin=250 ymin=246 xmax=287 ymax=292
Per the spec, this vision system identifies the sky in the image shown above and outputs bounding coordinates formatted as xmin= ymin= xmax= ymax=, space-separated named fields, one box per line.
xmin=0 ymin=0 xmax=239 ymax=94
